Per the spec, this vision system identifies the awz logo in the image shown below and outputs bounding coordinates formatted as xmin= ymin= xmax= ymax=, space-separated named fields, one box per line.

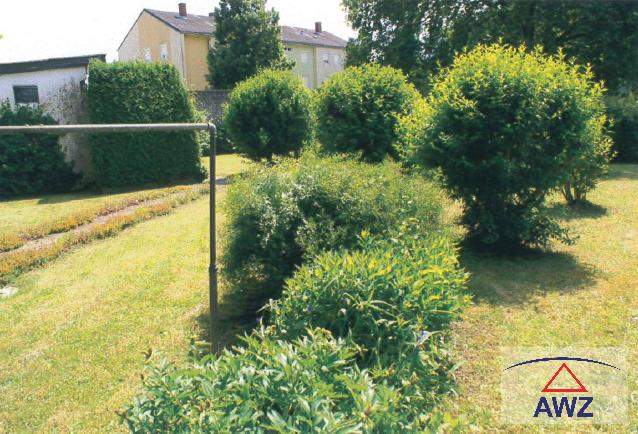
xmin=504 ymin=356 xmax=622 ymax=420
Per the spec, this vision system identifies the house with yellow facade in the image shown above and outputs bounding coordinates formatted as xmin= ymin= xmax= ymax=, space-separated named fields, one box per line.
xmin=118 ymin=3 xmax=348 ymax=91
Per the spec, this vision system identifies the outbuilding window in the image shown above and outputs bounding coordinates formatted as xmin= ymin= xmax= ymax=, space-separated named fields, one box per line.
xmin=13 ymin=85 xmax=39 ymax=104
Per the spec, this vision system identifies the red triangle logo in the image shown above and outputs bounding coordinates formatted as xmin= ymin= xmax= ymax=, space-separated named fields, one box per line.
xmin=542 ymin=363 xmax=588 ymax=393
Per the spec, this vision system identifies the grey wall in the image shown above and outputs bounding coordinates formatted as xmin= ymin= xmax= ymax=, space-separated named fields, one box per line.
xmin=193 ymin=90 xmax=230 ymax=123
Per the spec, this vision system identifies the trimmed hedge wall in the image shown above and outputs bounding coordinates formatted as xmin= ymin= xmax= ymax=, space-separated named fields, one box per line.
xmin=0 ymin=102 xmax=78 ymax=195
xmin=87 ymin=61 xmax=205 ymax=188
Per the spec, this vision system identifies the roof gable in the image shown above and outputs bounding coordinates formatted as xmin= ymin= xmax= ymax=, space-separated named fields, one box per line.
xmin=145 ymin=9 xmax=215 ymax=35
xmin=125 ymin=9 xmax=347 ymax=49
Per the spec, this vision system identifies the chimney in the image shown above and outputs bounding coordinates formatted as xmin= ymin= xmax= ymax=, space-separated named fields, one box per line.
xmin=178 ymin=3 xmax=187 ymax=17
xmin=315 ymin=21 xmax=322 ymax=33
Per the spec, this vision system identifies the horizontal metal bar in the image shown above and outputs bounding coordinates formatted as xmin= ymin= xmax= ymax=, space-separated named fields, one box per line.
xmin=0 ymin=123 xmax=215 ymax=135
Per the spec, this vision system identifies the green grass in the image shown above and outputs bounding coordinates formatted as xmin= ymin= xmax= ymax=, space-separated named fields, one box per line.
xmin=0 ymin=154 xmax=248 ymax=239
xmin=0 ymin=196 xmax=225 ymax=433
xmin=446 ymin=164 xmax=638 ymax=431
xmin=201 ymin=154 xmax=250 ymax=179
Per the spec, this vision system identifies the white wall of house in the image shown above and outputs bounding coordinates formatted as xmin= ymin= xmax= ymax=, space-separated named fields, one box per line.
xmin=0 ymin=66 xmax=87 ymax=116
xmin=0 ymin=66 xmax=91 ymax=174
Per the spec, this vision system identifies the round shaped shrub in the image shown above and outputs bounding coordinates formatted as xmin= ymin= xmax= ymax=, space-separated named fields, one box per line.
xmin=398 ymin=45 xmax=610 ymax=250
xmin=224 ymin=69 xmax=314 ymax=161
xmin=269 ymin=223 xmax=469 ymax=365
xmin=221 ymin=151 xmax=445 ymax=310
xmin=0 ymin=102 xmax=78 ymax=195
xmin=316 ymin=64 xmax=420 ymax=162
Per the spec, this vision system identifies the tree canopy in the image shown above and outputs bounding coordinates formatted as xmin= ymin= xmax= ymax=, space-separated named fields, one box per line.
xmin=208 ymin=0 xmax=291 ymax=89
xmin=344 ymin=0 xmax=638 ymax=91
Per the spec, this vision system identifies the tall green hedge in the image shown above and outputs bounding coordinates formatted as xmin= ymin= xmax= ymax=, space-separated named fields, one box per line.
xmin=87 ymin=61 xmax=205 ymax=188
xmin=0 ymin=102 xmax=78 ymax=195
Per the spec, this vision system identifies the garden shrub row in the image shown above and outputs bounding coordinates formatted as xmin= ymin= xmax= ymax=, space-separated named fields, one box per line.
xmin=221 ymin=150 xmax=445 ymax=310
xmin=224 ymin=64 xmax=420 ymax=163
xmin=123 ymin=224 xmax=469 ymax=431
xmin=88 ymin=61 xmax=206 ymax=188
xmin=0 ymin=102 xmax=78 ymax=196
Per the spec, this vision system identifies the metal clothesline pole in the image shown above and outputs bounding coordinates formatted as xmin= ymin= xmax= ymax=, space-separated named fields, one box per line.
xmin=0 ymin=122 xmax=220 ymax=353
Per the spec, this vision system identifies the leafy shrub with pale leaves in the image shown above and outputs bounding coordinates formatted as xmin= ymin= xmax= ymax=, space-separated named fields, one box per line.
xmin=398 ymin=45 xmax=610 ymax=250
xmin=316 ymin=64 xmax=420 ymax=162
xmin=269 ymin=221 xmax=469 ymax=366
xmin=121 ymin=328 xmax=438 ymax=432
xmin=224 ymin=69 xmax=314 ymax=161
xmin=222 ymin=151 xmax=445 ymax=310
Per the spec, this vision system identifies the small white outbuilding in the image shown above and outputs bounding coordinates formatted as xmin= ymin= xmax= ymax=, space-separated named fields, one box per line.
xmin=0 ymin=54 xmax=106 ymax=174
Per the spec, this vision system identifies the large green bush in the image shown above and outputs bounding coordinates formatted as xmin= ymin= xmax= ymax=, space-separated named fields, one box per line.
xmin=122 ymin=328 xmax=434 ymax=432
xmin=316 ymin=64 xmax=420 ymax=162
xmin=0 ymin=102 xmax=78 ymax=195
xmin=88 ymin=61 xmax=205 ymax=188
xmin=224 ymin=69 xmax=314 ymax=161
xmin=607 ymin=92 xmax=638 ymax=162
xmin=398 ymin=45 xmax=610 ymax=251
xmin=222 ymin=151 xmax=445 ymax=308
xmin=270 ymin=221 xmax=469 ymax=365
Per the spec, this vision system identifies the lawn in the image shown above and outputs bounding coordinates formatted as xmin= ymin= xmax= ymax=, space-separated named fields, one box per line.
xmin=1 ymin=162 xmax=634 ymax=432
xmin=0 ymin=154 xmax=249 ymax=433
xmin=0 ymin=154 xmax=248 ymax=239
xmin=0 ymin=194 xmax=232 ymax=433
xmin=446 ymin=164 xmax=638 ymax=431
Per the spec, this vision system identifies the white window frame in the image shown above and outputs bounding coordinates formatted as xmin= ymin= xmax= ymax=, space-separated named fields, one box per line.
xmin=160 ymin=44 xmax=169 ymax=61
xmin=334 ymin=54 xmax=341 ymax=65
xmin=144 ymin=48 xmax=152 ymax=62
xmin=322 ymin=53 xmax=329 ymax=64
xmin=300 ymin=52 xmax=309 ymax=64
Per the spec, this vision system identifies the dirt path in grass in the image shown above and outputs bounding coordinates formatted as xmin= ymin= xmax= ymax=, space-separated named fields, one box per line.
xmin=0 ymin=178 xmax=229 ymax=260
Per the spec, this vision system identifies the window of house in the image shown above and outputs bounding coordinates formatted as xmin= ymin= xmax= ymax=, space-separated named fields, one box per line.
xmin=144 ymin=48 xmax=152 ymax=62
xmin=160 ymin=44 xmax=169 ymax=61
xmin=323 ymin=53 xmax=329 ymax=64
xmin=302 ymin=76 xmax=311 ymax=87
xmin=300 ymin=52 xmax=309 ymax=64
xmin=334 ymin=54 xmax=341 ymax=65
xmin=13 ymin=85 xmax=39 ymax=105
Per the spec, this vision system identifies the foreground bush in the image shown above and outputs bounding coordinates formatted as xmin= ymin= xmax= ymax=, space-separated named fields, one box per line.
xmin=123 ymin=328 xmax=444 ymax=432
xmin=0 ymin=102 xmax=78 ymax=195
xmin=224 ymin=69 xmax=314 ymax=161
xmin=88 ymin=61 xmax=205 ymax=188
xmin=270 ymin=222 xmax=469 ymax=366
xmin=222 ymin=151 xmax=445 ymax=307
xmin=316 ymin=64 xmax=420 ymax=162
xmin=607 ymin=92 xmax=638 ymax=162
xmin=399 ymin=45 xmax=610 ymax=250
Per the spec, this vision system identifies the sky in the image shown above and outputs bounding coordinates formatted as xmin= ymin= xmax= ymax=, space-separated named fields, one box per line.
xmin=0 ymin=0 xmax=356 ymax=63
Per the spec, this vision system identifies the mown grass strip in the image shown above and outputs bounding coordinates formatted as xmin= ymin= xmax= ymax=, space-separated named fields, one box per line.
xmin=0 ymin=185 xmax=204 ymax=253
xmin=0 ymin=184 xmax=209 ymax=285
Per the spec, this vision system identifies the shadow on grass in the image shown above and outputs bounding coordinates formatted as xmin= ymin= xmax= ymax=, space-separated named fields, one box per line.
xmin=194 ymin=282 xmax=273 ymax=355
xmin=461 ymin=249 xmax=598 ymax=306
xmin=547 ymin=201 xmax=607 ymax=221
